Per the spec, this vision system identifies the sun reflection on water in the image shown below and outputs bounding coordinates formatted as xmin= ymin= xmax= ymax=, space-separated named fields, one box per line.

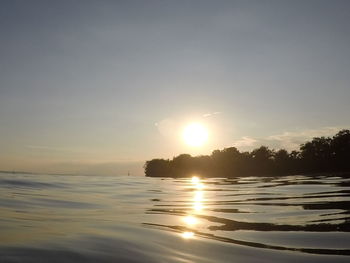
xmin=181 ymin=231 xmax=194 ymax=239
xmin=196 ymin=183 xmax=204 ymax=190
xmin=181 ymin=176 xmax=205 ymax=239
xmin=191 ymin=176 xmax=200 ymax=184
xmin=193 ymin=202 xmax=203 ymax=211
xmin=183 ymin=215 xmax=198 ymax=225
xmin=194 ymin=190 xmax=203 ymax=202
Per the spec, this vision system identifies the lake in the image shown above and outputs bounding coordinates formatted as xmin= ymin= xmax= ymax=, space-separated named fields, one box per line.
xmin=0 ymin=173 xmax=349 ymax=262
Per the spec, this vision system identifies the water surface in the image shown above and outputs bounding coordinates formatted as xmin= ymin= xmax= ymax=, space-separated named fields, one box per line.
xmin=0 ymin=173 xmax=349 ymax=262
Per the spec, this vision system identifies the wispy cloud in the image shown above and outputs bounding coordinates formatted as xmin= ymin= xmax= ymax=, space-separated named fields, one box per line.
xmin=203 ymin=111 xmax=221 ymax=118
xmin=266 ymin=126 xmax=350 ymax=150
xmin=232 ymin=136 xmax=257 ymax=148
xmin=231 ymin=126 xmax=349 ymax=151
xmin=25 ymin=145 xmax=74 ymax=152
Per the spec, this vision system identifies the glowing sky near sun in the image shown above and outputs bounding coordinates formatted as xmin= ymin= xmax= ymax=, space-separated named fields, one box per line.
xmin=0 ymin=1 xmax=350 ymax=174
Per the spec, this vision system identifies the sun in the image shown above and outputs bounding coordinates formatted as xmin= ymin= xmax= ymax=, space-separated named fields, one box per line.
xmin=182 ymin=123 xmax=208 ymax=147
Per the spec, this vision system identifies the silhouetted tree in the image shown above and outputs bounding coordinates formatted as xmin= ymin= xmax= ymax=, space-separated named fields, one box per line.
xmin=144 ymin=129 xmax=350 ymax=178
xmin=274 ymin=149 xmax=290 ymax=174
xmin=212 ymin=147 xmax=242 ymax=176
xmin=144 ymin=159 xmax=171 ymax=177
xmin=172 ymin=154 xmax=194 ymax=177
xmin=193 ymin=155 xmax=213 ymax=175
xmin=300 ymin=136 xmax=332 ymax=172
xmin=331 ymin=129 xmax=350 ymax=171
xmin=250 ymin=146 xmax=274 ymax=175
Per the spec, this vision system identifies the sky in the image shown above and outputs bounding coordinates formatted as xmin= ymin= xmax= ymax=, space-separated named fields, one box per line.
xmin=1 ymin=0 xmax=350 ymax=175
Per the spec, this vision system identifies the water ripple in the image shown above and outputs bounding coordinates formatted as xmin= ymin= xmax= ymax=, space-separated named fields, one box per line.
xmin=0 ymin=173 xmax=349 ymax=262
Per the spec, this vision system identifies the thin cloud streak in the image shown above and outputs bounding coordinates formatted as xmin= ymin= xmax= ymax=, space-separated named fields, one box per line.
xmin=266 ymin=126 xmax=350 ymax=150
xmin=233 ymin=136 xmax=257 ymax=148
xmin=232 ymin=126 xmax=350 ymax=151
xmin=203 ymin=112 xmax=222 ymax=118
xmin=24 ymin=145 xmax=77 ymax=152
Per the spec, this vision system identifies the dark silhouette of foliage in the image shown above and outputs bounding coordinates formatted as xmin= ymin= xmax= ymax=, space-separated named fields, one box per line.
xmin=331 ymin=130 xmax=350 ymax=171
xmin=300 ymin=136 xmax=332 ymax=172
xmin=144 ymin=129 xmax=350 ymax=178
xmin=144 ymin=159 xmax=171 ymax=177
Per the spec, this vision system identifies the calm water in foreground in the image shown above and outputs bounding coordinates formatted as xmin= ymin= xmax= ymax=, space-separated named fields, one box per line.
xmin=0 ymin=173 xmax=349 ymax=262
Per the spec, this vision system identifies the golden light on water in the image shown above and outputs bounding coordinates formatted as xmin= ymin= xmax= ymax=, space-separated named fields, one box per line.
xmin=181 ymin=231 xmax=194 ymax=239
xmin=193 ymin=202 xmax=203 ymax=211
xmin=192 ymin=176 xmax=204 ymax=189
xmin=191 ymin=176 xmax=200 ymax=184
xmin=194 ymin=191 xmax=203 ymax=202
xmin=182 ymin=123 xmax=208 ymax=147
xmin=180 ymin=176 xmax=206 ymax=240
xmin=183 ymin=215 xmax=198 ymax=225
xmin=196 ymin=183 xmax=204 ymax=190
xmin=193 ymin=176 xmax=204 ymax=209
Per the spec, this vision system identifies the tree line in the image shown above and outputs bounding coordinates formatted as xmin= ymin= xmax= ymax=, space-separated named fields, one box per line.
xmin=144 ymin=129 xmax=350 ymax=178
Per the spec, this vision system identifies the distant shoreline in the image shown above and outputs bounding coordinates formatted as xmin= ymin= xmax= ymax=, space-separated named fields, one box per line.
xmin=148 ymin=172 xmax=350 ymax=179
xmin=0 ymin=170 xmax=82 ymax=176
xmin=0 ymin=170 xmax=35 ymax=175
